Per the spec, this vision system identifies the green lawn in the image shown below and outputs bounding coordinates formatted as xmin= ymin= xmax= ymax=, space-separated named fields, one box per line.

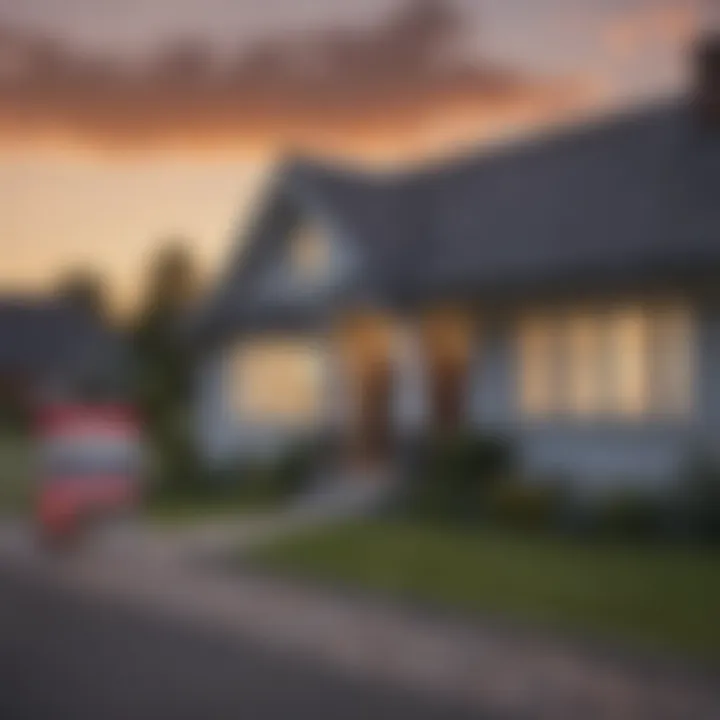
xmin=251 ymin=520 xmax=720 ymax=661
xmin=0 ymin=435 xmax=33 ymax=515
xmin=145 ymin=482 xmax=291 ymax=524
xmin=146 ymin=495 xmax=277 ymax=524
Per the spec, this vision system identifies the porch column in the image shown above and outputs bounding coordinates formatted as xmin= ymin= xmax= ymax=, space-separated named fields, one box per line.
xmin=323 ymin=338 xmax=355 ymax=447
xmin=392 ymin=320 xmax=430 ymax=441
xmin=332 ymin=313 xmax=394 ymax=465
xmin=421 ymin=307 xmax=475 ymax=435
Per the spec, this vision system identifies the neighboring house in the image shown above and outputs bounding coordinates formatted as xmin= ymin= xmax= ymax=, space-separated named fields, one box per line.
xmin=0 ymin=297 xmax=127 ymax=413
xmin=189 ymin=38 xmax=720 ymax=491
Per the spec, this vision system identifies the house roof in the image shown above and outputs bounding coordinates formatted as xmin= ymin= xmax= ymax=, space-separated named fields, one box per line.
xmin=0 ymin=297 xmax=126 ymax=387
xmin=192 ymin=97 xmax=720 ymax=342
xmin=289 ymin=99 xmax=720 ymax=301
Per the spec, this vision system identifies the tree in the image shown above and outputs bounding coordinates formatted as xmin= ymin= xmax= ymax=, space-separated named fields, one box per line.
xmin=54 ymin=268 xmax=108 ymax=320
xmin=132 ymin=238 xmax=200 ymax=492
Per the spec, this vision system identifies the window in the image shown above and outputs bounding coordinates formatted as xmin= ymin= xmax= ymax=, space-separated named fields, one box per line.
xmin=519 ymin=315 xmax=556 ymax=418
xmin=519 ymin=303 xmax=694 ymax=420
xmin=290 ymin=223 xmax=329 ymax=279
xmin=565 ymin=311 xmax=604 ymax=416
xmin=232 ymin=340 xmax=324 ymax=425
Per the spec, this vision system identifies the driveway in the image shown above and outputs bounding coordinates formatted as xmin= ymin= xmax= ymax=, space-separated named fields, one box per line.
xmin=0 ymin=565 xmax=480 ymax=720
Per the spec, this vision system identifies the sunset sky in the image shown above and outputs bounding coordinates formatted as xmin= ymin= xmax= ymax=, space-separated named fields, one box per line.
xmin=0 ymin=0 xmax=712 ymax=310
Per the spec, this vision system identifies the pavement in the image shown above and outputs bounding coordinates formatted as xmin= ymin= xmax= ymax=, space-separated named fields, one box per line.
xmin=0 ymin=518 xmax=719 ymax=720
xmin=0 ymin=565 xmax=478 ymax=720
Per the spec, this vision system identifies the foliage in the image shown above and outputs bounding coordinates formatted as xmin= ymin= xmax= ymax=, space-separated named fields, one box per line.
xmin=146 ymin=439 xmax=322 ymax=520
xmin=53 ymin=269 xmax=108 ymax=321
xmin=593 ymin=488 xmax=667 ymax=541
xmin=131 ymin=240 xmax=199 ymax=496
xmin=147 ymin=465 xmax=287 ymax=522
xmin=0 ymin=435 xmax=33 ymax=515
xmin=404 ymin=432 xmax=515 ymax=521
xmin=677 ymin=453 xmax=720 ymax=542
xmin=0 ymin=393 xmax=31 ymax=436
xmin=270 ymin=440 xmax=323 ymax=496
xmin=486 ymin=481 xmax=568 ymax=533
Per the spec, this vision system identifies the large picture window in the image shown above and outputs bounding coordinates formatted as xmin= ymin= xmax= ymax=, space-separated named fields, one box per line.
xmin=290 ymin=223 xmax=330 ymax=280
xmin=232 ymin=340 xmax=324 ymax=426
xmin=519 ymin=303 xmax=694 ymax=420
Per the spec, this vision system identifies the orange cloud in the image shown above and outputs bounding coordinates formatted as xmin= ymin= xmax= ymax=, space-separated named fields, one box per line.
xmin=603 ymin=2 xmax=699 ymax=60
xmin=0 ymin=0 xmax=588 ymax=159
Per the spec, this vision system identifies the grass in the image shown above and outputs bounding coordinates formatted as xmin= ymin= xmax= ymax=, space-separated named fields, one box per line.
xmin=0 ymin=434 xmax=33 ymax=515
xmin=146 ymin=494 xmax=278 ymax=524
xmin=251 ymin=519 xmax=720 ymax=662
xmin=145 ymin=482 xmax=291 ymax=524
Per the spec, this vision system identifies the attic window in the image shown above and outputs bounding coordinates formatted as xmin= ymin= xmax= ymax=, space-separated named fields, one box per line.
xmin=291 ymin=222 xmax=329 ymax=279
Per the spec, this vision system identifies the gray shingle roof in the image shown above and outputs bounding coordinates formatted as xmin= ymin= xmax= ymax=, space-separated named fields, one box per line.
xmin=0 ymin=297 xmax=125 ymax=385
xmin=289 ymin=99 xmax=720 ymax=303
xmin=192 ymin=97 xmax=720 ymax=341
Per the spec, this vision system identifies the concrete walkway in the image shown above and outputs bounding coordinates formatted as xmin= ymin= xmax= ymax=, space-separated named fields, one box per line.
xmin=0 ymin=518 xmax=718 ymax=720
xmin=133 ymin=478 xmax=394 ymax=563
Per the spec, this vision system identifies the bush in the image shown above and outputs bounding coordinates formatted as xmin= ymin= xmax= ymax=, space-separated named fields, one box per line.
xmin=270 ymin=440 xmax=322 ymax=496
xmin=593 ymin=489 xmax=666 ymax=541
xmin=150 ymin=438 xmax=322 ymax=508
xmin=0 ymin=395 xmax=31 ymax=437
xmin=405 ymin=432 xmax=515 ymax=521
xmin=677 ymin=454 xmax=720 ymax=542
xmin=486 ymin=481 xmax=567 ymax=533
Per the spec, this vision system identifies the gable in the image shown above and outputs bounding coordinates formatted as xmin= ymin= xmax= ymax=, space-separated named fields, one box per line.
xmin=188 ymin=179 xmax=370 ymax=344
xmin=247 ymin=203 xmax=361 ymax=307
xmin=190 ymin=98 xmax=720 ymax=346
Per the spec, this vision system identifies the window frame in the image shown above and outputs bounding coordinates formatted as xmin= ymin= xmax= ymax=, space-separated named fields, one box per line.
xmin=517 ymin=301 xmax=696 ymax=424
xmin=230 ymin=337 xmax=326 ymax=429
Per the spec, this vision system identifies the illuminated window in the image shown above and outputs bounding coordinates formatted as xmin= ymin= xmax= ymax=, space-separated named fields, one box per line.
xmin=519 ymin=315 xmax=555 ymax=418
xmin=519 ymin=303 xmax=693 ymax=420
xmin=232 ymin=340 xmax=324 ymax=425
xmin=607 ymin=307 xmax=649 ymax=418
xmin=565 ymin=312 xmax=603 ymax=416
xmin=290 ymin=223 xmax=329 ymax=279
xmin=652 ymin=306 xmax=695 ymax=417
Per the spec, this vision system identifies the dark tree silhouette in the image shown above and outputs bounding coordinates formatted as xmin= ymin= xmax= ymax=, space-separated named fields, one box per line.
xmin=54 ymin=268 xmax=108 ymax=321
xmin=132 ymin=238 xmax=200 ymax=492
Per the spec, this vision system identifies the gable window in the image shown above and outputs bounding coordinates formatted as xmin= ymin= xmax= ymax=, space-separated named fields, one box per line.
xmin=290 ymin=223 xmax=329 ymax=280
xmin=519 ymin=303 xmax=694 ymax=420
xmin=232 ymin=340 xmax=324 ymax=426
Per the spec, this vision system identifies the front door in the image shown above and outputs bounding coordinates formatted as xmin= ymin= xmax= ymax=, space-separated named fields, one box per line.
xmin=335 ymin=313 xmax=394 ymax=466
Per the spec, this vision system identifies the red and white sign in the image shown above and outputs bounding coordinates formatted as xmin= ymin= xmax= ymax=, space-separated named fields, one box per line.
xmin=35 ymin=404 xmax=142 ymax=536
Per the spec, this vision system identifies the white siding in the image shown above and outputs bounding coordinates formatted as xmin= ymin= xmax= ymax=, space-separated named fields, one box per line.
xmin=467 ymin=299 xmax=714 ymax=490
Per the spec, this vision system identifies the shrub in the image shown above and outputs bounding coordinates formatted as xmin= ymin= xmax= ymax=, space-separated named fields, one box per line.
xmin=405 ymin=432 xmax=515 ymax=521
xmin=486 ymin=481 xmax=567 ymax=533
xmin=593 ymin=488 xmax=666 ymax=541
xmin=677 ymin=454 xmax=720 ymax=542
xmin=268 ymin=440 xmax=322 ymax=497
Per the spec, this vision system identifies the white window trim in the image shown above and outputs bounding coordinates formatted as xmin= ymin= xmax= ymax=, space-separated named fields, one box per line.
xmin=517 ymin=303 xmax=696 ymax=423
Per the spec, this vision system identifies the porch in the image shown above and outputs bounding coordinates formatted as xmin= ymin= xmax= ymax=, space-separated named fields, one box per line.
xmin=195 ymin=295 xmax=703 ymax=489
xmin=194 ymin=307 xmax=479 ymax=470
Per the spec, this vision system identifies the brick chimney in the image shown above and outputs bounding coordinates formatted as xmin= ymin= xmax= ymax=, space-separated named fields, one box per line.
xmin=695 ymin=34 xmax=720 ymax=124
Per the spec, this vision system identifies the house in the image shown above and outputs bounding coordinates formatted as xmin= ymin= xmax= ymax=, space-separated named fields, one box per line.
xmin=189 ymin=38 xmax=720 ymax=491
xmin=0 ymin=297 xmax=127 ymax=418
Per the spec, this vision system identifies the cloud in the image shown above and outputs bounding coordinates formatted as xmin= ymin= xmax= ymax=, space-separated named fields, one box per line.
xmin=0 ymin=0 xmax=586 ymax=158
xmin=602 ymin=2 xmax=699 ymax=61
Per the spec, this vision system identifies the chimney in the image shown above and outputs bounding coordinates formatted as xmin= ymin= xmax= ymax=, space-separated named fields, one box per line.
xmin=695 ymin=34 xmax=720 ymax=125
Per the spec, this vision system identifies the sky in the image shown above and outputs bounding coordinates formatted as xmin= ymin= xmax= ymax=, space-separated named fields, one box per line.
xmin=0 ymin=0 xmax=712 ymax=310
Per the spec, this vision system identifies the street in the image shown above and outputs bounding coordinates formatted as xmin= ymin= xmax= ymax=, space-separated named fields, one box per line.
xmin=0 ymin=566 xmax=481 ymax=720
